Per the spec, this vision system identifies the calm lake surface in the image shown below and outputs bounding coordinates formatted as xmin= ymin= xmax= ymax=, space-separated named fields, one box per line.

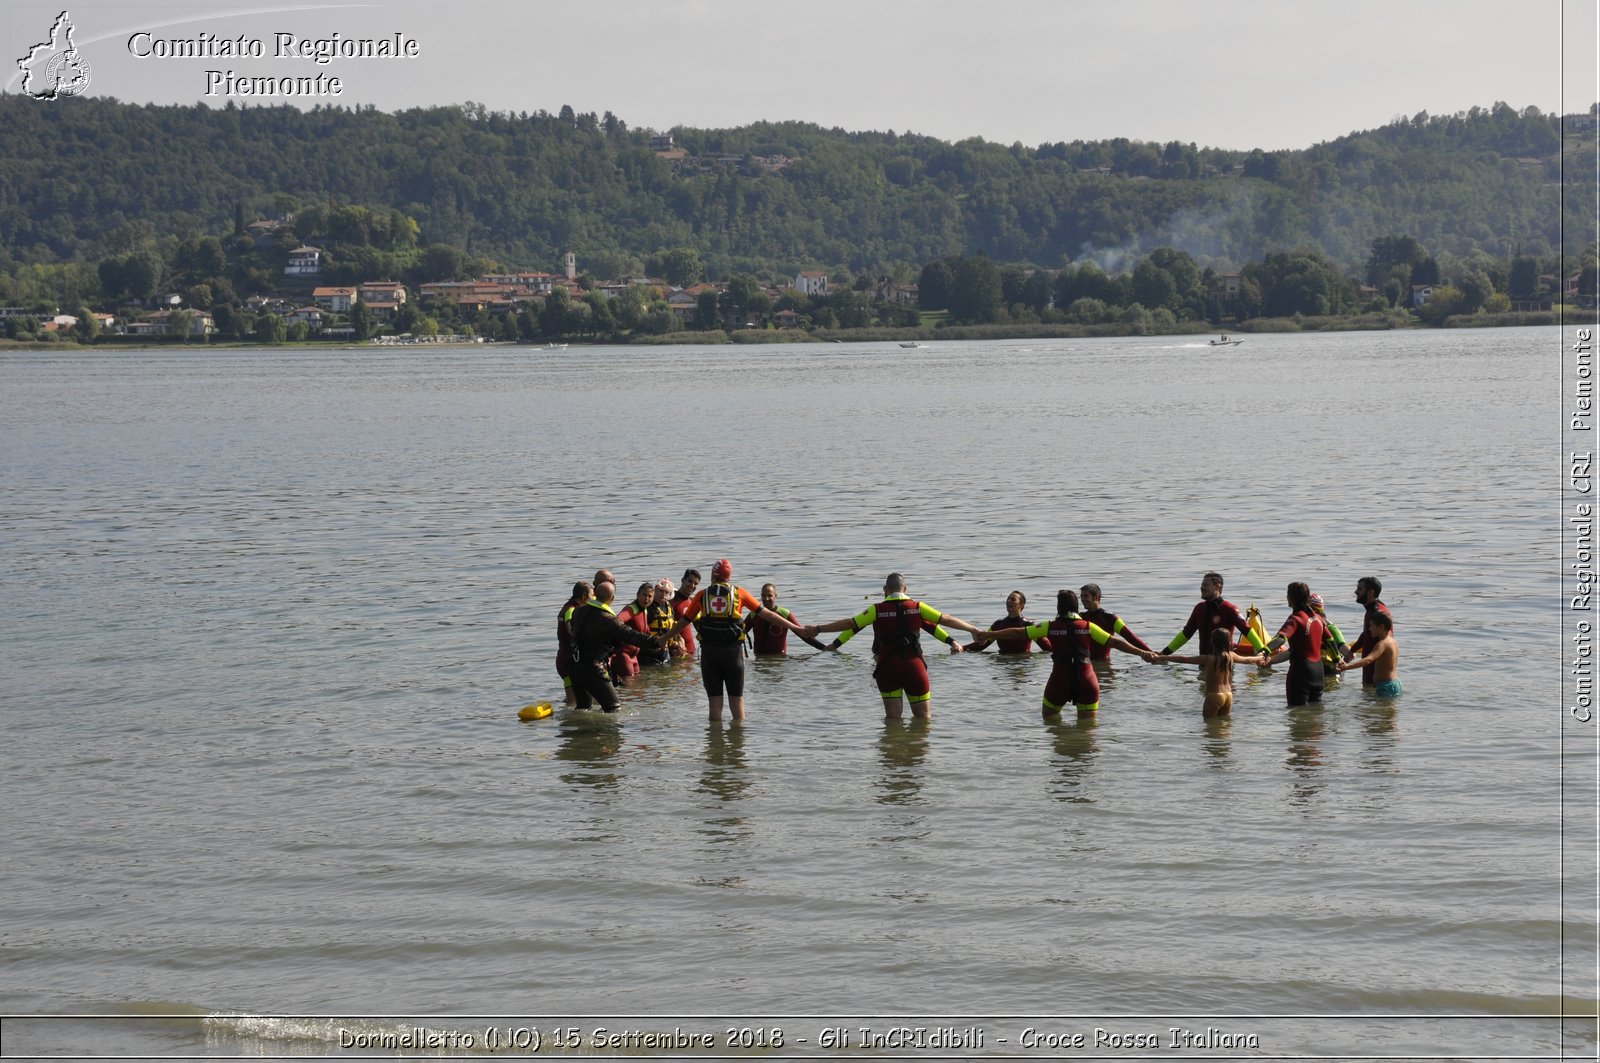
xmin=1 ymin=328 xmax=1592 ymax=1058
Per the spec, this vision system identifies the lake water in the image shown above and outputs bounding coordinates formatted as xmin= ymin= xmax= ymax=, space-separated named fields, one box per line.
xmin=1 ymin=328 xmax=1593 ymax=1059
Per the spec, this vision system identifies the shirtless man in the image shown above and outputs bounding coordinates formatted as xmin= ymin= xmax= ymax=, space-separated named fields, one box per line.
xmin=1337 ymin=611 xmax=1400 ymax=696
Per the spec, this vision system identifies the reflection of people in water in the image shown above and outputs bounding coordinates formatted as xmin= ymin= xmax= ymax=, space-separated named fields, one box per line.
xmin=553 ymin=716 xmax=624 ymax=792
xmin=1284 ymin=694 xmax=1328 ymax=808
xmin=874 ymin=717 xmax=931 ymax=805
xmin=696 ymin=722 xmax=751 ymax=805
xmin=1043 ymin=713 xmax=1100 ymax=803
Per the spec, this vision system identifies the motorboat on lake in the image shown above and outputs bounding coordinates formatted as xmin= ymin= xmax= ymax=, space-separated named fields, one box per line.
xmin=1209 ymin=334 xmax=1244 ymax=347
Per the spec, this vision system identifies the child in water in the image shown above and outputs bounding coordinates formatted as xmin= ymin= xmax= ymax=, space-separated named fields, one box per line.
xmin=1158 ymin=628 xmax=1268 ymax=717
xmin=1336 ymin=610 xmax=1400 ymax=695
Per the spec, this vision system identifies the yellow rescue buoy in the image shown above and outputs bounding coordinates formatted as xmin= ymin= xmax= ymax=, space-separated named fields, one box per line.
xmin=518 ymin=701 xmax=554 ymax=721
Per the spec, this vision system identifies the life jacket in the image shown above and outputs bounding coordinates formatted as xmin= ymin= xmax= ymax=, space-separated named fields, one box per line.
xmin=694 ymin=583 xmax=746 ymax=646
xmin=1317 ymin=616 xmax=1342 ymax=668
xmin=1048 ymin=615 xmax=1092 ymax=665
xmin=870 ymin=597 xmax=923 ymax=658
xmin=646 ymin=600 xmax=677 ymax=638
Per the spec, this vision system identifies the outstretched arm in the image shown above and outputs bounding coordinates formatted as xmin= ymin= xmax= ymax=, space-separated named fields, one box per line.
xmin=1337 ymin=641 xmax=1392 ymax=673
xmin=935 ymin=611 xmax=984 ymax=637
xmin=976 ymin=620 xmax=1049 ymax=642
xmin=1158 ymin=651 xmax=1205 ymax=665
xmin=1116 ymin=623 xmax=1153 ymax=653
xmin=919 ymin=617 xmax=965 ymax=653
xmin=753 ymin=604 xmax=804 ymax=634
xmin=803 ymin=603 xmax=875 ymax=643
xmin=783 ymin=612 xmax=830 ymax=651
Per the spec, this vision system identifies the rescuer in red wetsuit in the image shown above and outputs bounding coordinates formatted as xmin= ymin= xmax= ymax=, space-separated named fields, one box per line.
xmin=1078 ymin=583 xmax=1153 ymax=662
xmin=671 ymin=568 xmax=702 ymax=658
xmin=975 ymin=588 xmax=1153 ymax=714
xmin=1263 ymin=581 xmax=1327 ymax=706
xmin=1342 ymin=575 xmax=1393 ymax=685
xmin=556 ymin=580 xmax=592 ymax=706
xmin=1159 ymin=571 xmax=1269 ymax=658
xmin=742 ymin=583 xmax=830 ymax=655
xmin=804 ymin=572 xmax=984 ymax=719
xmin=965 ymin=590 xmax=1052 ymax=654
xmin=611 ymin=582 xmax=655 ymax=682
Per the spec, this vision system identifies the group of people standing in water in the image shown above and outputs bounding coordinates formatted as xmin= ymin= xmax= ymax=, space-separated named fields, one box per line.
xmin=553 ymin=561 xmax=1400 ymax=723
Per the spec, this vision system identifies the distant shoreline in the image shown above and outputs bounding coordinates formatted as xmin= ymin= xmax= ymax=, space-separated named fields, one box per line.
xmin=1 ymin=310 xmax=1576 ymax=352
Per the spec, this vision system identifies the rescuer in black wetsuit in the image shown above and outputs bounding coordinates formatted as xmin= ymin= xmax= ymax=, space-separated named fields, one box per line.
xmin=569 ymin=579 xmax=666 ymax=712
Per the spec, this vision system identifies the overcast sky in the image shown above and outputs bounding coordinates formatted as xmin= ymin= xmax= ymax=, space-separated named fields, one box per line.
xmin=5 ymin=0 xmax=1597 ymax=151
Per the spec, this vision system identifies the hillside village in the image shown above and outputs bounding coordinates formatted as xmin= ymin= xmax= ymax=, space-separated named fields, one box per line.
xmin=0 ymin=100 xmax=1594 ymax=344
xmin=6 ymin=238 xmax=1585 ymax=344
xmin=0 ymin=131 xmax=1593 ymax=344
xmin=0 ymin=249 xmax=898 ymax=342
xmin=0 ymin=212 xmax=936 ymax=343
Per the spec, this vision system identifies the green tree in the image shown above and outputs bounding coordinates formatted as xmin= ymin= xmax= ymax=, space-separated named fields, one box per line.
xmin=540 ymin=288 xmax=572 ymax=338
xmin=694 ymin=290 xmax=721 ymax=330
xmin=182 ymin=236 xmax=226 ymax=278
xmin=1455 ymin=270 xmax=1495 ymax=314
xmin=1416 ymin=285 xmax=1465 ymax=325
xmin=1147 ymin=247 xmax=1201 ymax=303
xmin=122 ymin=250 xmax=165 ymax=301
xmin=72 ymin=306 xmax=100 ymax=343
xmin=1409 ymin=255 xmax=1440 ymax=286
xmin=422 ymin=243 xmax=469 ymax=282
xmin=586 ymin=293 xmax=617 ymax=336
xmin=168 ymin=308 xmax=197 ymax=339
xmin=1056 ymin=262 xmax=1123 ymax=307
xmin=1000 ymin=266 xmax=1029 ymax=308
xmin=1022 ymin=270 xmax=1054 ymax=316
xmin=1508 ymin=256 xmax=1540 ymax=299
xmin=1366 ymin=235 xmax=1426 ymax=286
xmin=655 ymin=247 xmax=703 ymax=287
xmin=1066 ymin=297 xmax=1109 ymax=324
xmin=255 ymin=312 xmax=286 ymax=344
xmin=720 ymin=274 xmax=764 ymax=321
xmin=350 ymin=296 xmax=373 ymax=340
xmin=184 ymin=283 xmax=214 ymax=310
xmin=1131 ymin=259 xmax=1178 ymax=312
xmin=1578 ymin=262 xmax=1599 ymax=306
xmin=917 ymin=259 xmax=954 ymax=310
xmin=947 ymin=254 xmax=1002 ymax=324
